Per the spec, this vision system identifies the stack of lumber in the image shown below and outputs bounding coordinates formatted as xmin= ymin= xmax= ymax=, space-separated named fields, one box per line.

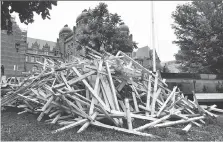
xmin=2 ymin=48 xmax=223 ymax=138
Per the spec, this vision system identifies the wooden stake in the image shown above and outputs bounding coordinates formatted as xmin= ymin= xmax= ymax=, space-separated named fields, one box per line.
xmin=52 ymin=119 xmax=88 ymax=134
xmin=125 ymin=98 xmax=133 ymax=130
xmin=146 ymin=75 xmax=152 ymax=116
xmin=89 ymin=60 xmax=103 ymax=115
xmin=134 ymin=114 xmax=171 ymax=131
xmin=77 ymin=112 xmax=98 ymax=133
xmin=91 ymin=121 xmax=159 ymax=138
xmin=182 ymin=123 xmax=192 ymax=133
xmin=72 ymin=67 xmax=109 ymax=112
xmin=151 ymin=88 xmax=162 ymax=115
xmin=157 ymin=86 xmax=177 ymax=117
xmin=105 ymin=62 xmax=120 ymax=111
xmin=132 ymin=91 xmax=139 ymax=112
xmin=100 ymin=76 xmax=116 ymax=110
xmin=154 ymin=116 xmax=205 ymax=128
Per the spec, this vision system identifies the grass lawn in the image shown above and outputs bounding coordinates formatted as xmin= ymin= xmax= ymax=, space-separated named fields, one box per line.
xmin=1 ymin=107 xmax=223 ymax=141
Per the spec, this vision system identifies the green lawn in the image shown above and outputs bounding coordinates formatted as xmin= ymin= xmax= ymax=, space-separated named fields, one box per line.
xmin=1 ymin=107 xmax=223 ymax=141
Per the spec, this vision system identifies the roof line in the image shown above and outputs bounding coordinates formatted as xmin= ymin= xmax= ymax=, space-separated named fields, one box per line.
xmin=27 ymin=37 xmax=56 ymax=43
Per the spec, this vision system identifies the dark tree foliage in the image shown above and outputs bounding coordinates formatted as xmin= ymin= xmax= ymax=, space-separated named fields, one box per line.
xmin=172 ymin=0 xmax=223 ymax=73
xmin=75 ymin=3 xmax=138 ymax=55
xmin=1 ymin=1 xmax=57 ymax=34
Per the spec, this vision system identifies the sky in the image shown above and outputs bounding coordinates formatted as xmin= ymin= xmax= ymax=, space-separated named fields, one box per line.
xmin=13 ymin=1 xmax=189 ymax=62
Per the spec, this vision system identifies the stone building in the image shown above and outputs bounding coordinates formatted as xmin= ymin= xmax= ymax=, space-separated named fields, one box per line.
xmin=1 ymin=17 xmax=27 ymax=77
xmin=1 ymin=11 xmax=135 ymax=77
xmin=132 ymin=46 xmax=162 ymax=71
xmin=56 ymin=10 xmax=134 ymax=62
xmin=1 ymin=17 xmax=60 ymax=77
xmin=25 ymin=37 xmax=61 ymax=72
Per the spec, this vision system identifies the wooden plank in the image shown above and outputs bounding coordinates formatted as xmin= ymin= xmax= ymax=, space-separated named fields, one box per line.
xmin=151 ymin=88 xmax=162 ymax=115
xmin=110 ymin=110 xmax=157 ymax=121
xmin=146 ymin=75 xmax=152 ymax=116
xmin=172 ymin=113 xmax=202 ymax=127
xmin=72 ymin=67 xmax=109 ymax=112
xmin=117 ymin=80 xmax=127 ymax=92
xmin=91 ymin=121 xmax=159 ymax=138
xmin=49 ymin=110 xmax=61 ymax=118
xmin=100 ymin=76 xmax=116 ymax=110
xmin=125 ymin=98 xmax=133 ymax=130
xmin=118 ymin=100 xmax=126 ymax=112
xmin=100 ymin=82 xmax=110 ymax=109
xmin=105 ymin=62 xmax=120 ymax=111
xmin=89 ymin=60 xmax=103 ymax=115
xmin=151 ymin=73 xmax=159 ymax=115
xmin=154 ymin=116 xmax=205 ymax=128
xmin=53 ymin=70 xmax=96 ymax=89
xmin=86 ymin=87 xmax=90 ymax=99
xmin=65 ymin=94 xmax=101 ymax=112
xmin=62 ymin=95 xmax=93 ymax=121
xmin=209 ymin=107 xmax=223 ymax=113
xmin=77 ymin=112 xmax=98 ymax=133
xmin=37 ymin=95 xmax=54 ymax=121
xmin=118 ymin=51 xmax=167 ymax=87
xmin=41 ymin=96 xmax=54 ymax=112
xmin=52 ymin=119 xmax=88 ymax=134
xmin=51 ymin=113 xmax=62 ymax=124
xmin=134 ymin=114 xmax=171 ymax=131
xmin=132 ymin=91 xmax=139 ymax=112
xmin=182 ymin=123 xmax=192 ymax=133
xmin=156 ymin=86 xmax=177 ymax=117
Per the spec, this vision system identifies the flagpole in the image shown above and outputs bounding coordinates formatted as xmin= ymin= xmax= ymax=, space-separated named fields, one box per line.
xmin=151 ymin=0 xmax=156 ymax=72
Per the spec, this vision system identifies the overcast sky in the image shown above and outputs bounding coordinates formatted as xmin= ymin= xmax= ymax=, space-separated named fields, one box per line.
xmin=14 ymin=1 xmax=189 ymax=62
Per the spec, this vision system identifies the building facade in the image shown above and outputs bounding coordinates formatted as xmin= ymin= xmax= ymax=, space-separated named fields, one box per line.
xmin=1 ymin=11 xmax=140 ymax=77
xmin=1 ymin=17 xmax=27 ymax=77
xmin=24 ymin=37 xmax=61 ymax=73
xmin=132 ymin=46 xmax=162 ymax=71
xmin=56 ymin=10 xmax=134 ymax=62
xmin=1 ymin=18 xmax=61 ymax=77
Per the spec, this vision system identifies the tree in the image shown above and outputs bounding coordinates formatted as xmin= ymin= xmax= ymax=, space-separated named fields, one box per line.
xmin=172 ymin=0 xmax=223 ymax=73
xmin=1 ymin=1 xmax=57 ymax=34
xmin=75 ymin=3 xmax=137 ymax=55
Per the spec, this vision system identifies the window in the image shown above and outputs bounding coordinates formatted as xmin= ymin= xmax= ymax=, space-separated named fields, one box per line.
xmin=33 ymin=50 xmax=38 ymax=54
xmin=44 ymin=51 xmax=48 ymax=55
xmin=25 ymin=56 xmax=28 ymax=62
xmin=36 ymin=57 xmax=40 ymax=62
xmin=32 ymin=66 xmax=38 ymax=72
xmin=31 ymin=56 xmax=35 ymax=62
